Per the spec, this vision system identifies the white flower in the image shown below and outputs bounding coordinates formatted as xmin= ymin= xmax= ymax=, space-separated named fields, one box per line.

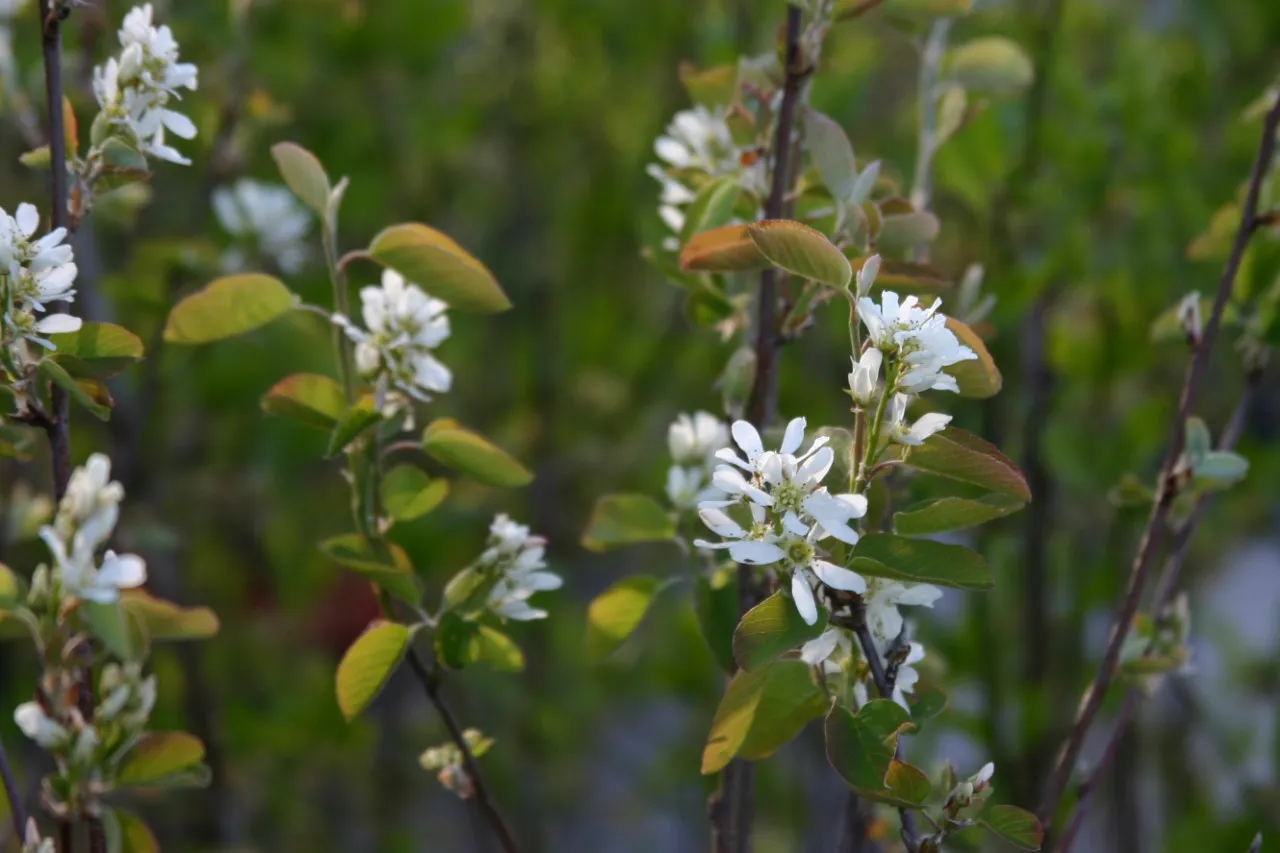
xmin=480 ymin=514 xmax=561 ymax=621
xmin=885 ymin=394 xmax=951 ymax=447
xmin=973 ymin=761 xmax=995 ymax=790
xmin=668 ymin=411 xmax=729 ymax=466
xmin=693 ymin=503 xmax=784 ymax=566
xmin=890 ymin=642 xmax=926 ymax=709
xmin=856 ymin=290 xmax=976 ymax=394
xmin=863 ymin=577 xmax=942 ymax=647
xmin=92 ymin=4 xmax=198 ymax=166
xmin=339 ymin=270 xmax=451 ymax=403
xmin=665 ymin=465 xmax=721 ymax=510
xmin=24 ymin=819 xmax=56 ymax=853
xmin=14 ymin=701 xmax=68 ymax=749
xmin=213 ymin=179 xmax=311 ymax=273
xmin=0 ymin=202 xmax=80 ymax=348
xmin=848 ymin=348 xmax=883 ymax=407
xmin=800 ymin=627 xmax=853 ymax=674
xmin=40 ymin=528 xmax=146 ymax=604
xmin=55 ymin=452 xmax=123 ymax=547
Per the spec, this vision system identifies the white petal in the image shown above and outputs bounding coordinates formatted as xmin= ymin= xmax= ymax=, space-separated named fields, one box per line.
xmin=796 ymin=446 xmax=833 ymax=485
xmin=781 ymin=511 xmax=809 ymax=537
xmin=35 ymin=314 xmax=82 ymax=334
xmin=161 ymin=109 xmax=197 ymax=139
xmin=731 ymin=420 xmax=764 ymax=461
xmin=791 ymin=572 xmax=818 ymax=625
xmin=895 ymin=584 xmax=942 ymax=608
xmin=16 ymin=202 xmax=38 ymax=236
xmin=698 ymin=507 xmax=747 ymax=539
xmin=800 ymin=628 xmax=841 ymax=665
xmin=98 ymin=551 xmax=146 ymax=589
xmin=521 ymin=571 xmax=562 ymax=591
xmin=812 ymin=560 xmax=866 ymax=593
xmin=727 ymin=540 xmax=785 ymax=565
xmin=780 ymin=417 xmax=806 ymax=455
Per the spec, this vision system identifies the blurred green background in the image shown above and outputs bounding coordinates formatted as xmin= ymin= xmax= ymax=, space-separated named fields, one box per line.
xmin=3 ymin=0 xmax=1280 ymax=850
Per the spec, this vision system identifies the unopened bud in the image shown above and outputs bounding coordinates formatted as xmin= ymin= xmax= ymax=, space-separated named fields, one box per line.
xmin=1178 ymin=292 xmax=1202 ymax=346
xmin=856 ymin=254 xmax=881 ymax=298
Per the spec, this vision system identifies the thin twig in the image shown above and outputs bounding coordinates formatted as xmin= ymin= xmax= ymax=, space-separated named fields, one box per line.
xmin=404 ymin=648 xmax=520 ymax=853
xmin=1036 ymin=94 xmax=1280 ymax=827
xmin=0 ymin=735 xmax=26 ymax=840
xmin=1055 ymin=383 xmax=1257 ymax=852
xmin=851 ymin=622 xmax=920 ymax=851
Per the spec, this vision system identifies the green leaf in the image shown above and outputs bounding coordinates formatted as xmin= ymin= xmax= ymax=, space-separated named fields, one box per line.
xmin=680 ymin=224 xmax=770 ymax=272
xmin=581 ymin=494 xmax=675 ymax=552
xmin=261 ymin=373 xmax=346 ymax=431
xmin=947 ymin=37 xmax=1034 ymax=95
xmin=81 ymin=600 xmax=139 ymax=660
xmin=474 ymin=624 xmax=525 ymax=672
xmin=19 ymin=145 xmax=51 ymax=168
xmin=442 ymin=566 xmax=500 ymax=613
xmin=876 ymin=211 xmax=940 ymax=250
xmin=319 ymin=534 xmax=422 ymax=607
xmin=39 ymin=359 xmax=110 ymax=420
xmin=335 ymin=620 xmax=412 ymax=720
xmin=369 ymin=223 xmax=511 ymax=313
xmin=380 ymin=465 xmax=449 ymax=521
xmin=421 ymin=418 xmax=532 ymax=488
xmin=435 ymin=611 xmax=481 ymax=669
xmin=979 ymin=804 xmax=1044 ymax=850
xmin=746 ymin=220 xmax=853 ymax=289
xmin=806 ymin=111 xmax=858 ymax=202
xmin=680 ymin=177 xmax=742 ymax=244
xmin=1194 ymin=451 xmax=1249 ymax=489
xmin=105 ymin=809 xmax=160 ymax=853
xmin=909 ymin=686 xmax=948 ymax=723
xmin=49 ymin=322 xmax=145 ymax=380
xmin=893 ymin=494 xmax=1023 ymax=536
xmin=271 ymin=142 xmax=332 ymax=217
xmin=732 ymin=590 xmax=827 ymax=671
xmin=95 ymin=139 xmax=149 ymax=191
xmin=850 ymin=534 xmax=993 ymax=590
xmin=696 ymin=568 xmax=740 ymax=673
xmin=944 ymin=317 xmax=1002 ymax=398
xmin=701 ymin=659 xmax=828 ymax=774
xmin=0 ymin=564 xmax=22 ymax=609
xmin=119 ymin=591 xmax=219 ymax=641
xmin=1184 ymin=417 xmax=1212 ymax=463
xmin=117 ymin=732 xmax=205 ymax=787
xmin=679 ymin=62 xmax=738 ymax=107
xmin=163 ymin=274 xmax=295 ymax=344
xmin=326 ymin=398 xmax=382 ymax=457
xmin=587 ymin=575 xmax=661 ymax=663
xmin=825 ymin=701 xmax=928 ymax=806
xmin=906 ymin=427 xmax=1031 ymax=501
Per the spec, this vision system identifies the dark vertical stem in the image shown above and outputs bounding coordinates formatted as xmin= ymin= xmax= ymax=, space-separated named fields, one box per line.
xmin=839 ymin=791 xmax=882 ymax=852
xmin=0 ymin=735 xmax=26 ymax=840
xmin=1036 ymin=95 xmax=1280 ymax=827
xmin=851 ymin=624 xmax=920 ymax=850
xmin=404 ymin=649 xmax=519 ymax=853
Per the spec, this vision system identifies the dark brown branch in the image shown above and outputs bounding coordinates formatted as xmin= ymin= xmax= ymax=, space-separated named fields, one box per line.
xmin=404 ymin=648 xmax=519 ymax=853
xmin=1055 ymin=382 xmax=1257 ymax=852
xmin=0 ymin=735 xmax=26 ymax=841
xmin=1036 ymin=94 xmax=1280 ymax=827
xmin=851 ymin=622 xmax=920 ymax=851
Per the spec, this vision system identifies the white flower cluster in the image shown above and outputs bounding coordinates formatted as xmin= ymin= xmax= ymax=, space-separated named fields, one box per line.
xmin=212 ymin=179 xmax=311 ymax=274
xmin=0 ymin=202 xmax=80 ymax=350
xmin=665 ymin=411 xmax=729 ymax=509
xmin=420 ymin=728 xmax=493 ymax=799
xmin=648 ymin=106 xmax=766 ymax=249
xmin=477 ymin=514 xmax=561 ymax=621
xmin=335 ymin=270 xmax=451 ymax=404
xmin=33 ymin=453 xmax=146 ymax=605
xmin=92 ymin=4 xmax=198 ymax=165
xmin=694 ymin=418 xmax=868 ymax=625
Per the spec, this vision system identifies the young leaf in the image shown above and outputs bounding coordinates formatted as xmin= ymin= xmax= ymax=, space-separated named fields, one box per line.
xmin=474 ymin=625 xmax=525 ymax=672
xmin=680 ymin=177 xmax=742 ymax=243
xmin=979 ymin=805 xmax=1044 ymax=850
xmin=335 ymin=620 xmax=413 ymax=720
xmin=319 ymin=534 xmax=422 ymax=607
xmin=947 ymin=37 xmax=1034 ymax=95
xmin=944 ymin=316 xmax=1002 ymax=398
xmin=825 ymin=701 xmax=928 ymax=806
xmin=587 ymin=575 xmax=661 ymax=663
xmin=850 ymin=534 xmax=993 ymax=590
xmin=435 ymin=611 xmax=481 ymax=669
xmin=48 ymin=322 xmax=145 ymax=379
xmin=909 ymin=686 xmax=948 ymax=723
xmin=163 ymin=274 xmax=295 ymax=344
xmin=38 ymin=359 xmax=110 ymax=420
xmin=1194 ymin=451 xmax=1249 ymax=490
xmin=806 ymin=111 xmax=858 ymax=202
xmin=906 ymin=427 xmax=1031 ymax=501
xmin=271 ymin=142 xmax=332 ymax=217
xmin=326 ymin=398 xmax=382 ymax=457
xmin=0 ymin=564 xmax=22 ymax=608
xmin=380 ymin=465 xmax=449 ymax=521
xmin=695 ymin=568 xmax=739 ymax=673
xmin=732 ymin=590 xmax=828 ymax=671
xmin=62 ymin=96 xmax=79 ymax=156
xmin=701 ymin=659 xmax=827 ymax=774
xmin=421 ymin=418 xmax=532 ymax=488
xmin=877 ymin=211 xmax=941 ymax=250
xmin=117 ymin=732 xmax=205 ymax=787
xmin=81 ymin=600 xmax=140 ymax=660
xmin=581 ymin=494 xmax=675 ymax=552
xmin=106 ymin=809 xmax=160 ymax=853
xmin=19 ymin=146 xmax=51 ymax=168
xmin=679 ymin=61 xmax=738 ymax=107
xmin=120 ymin=591 xmax=219 ymax=641
xmin=680 ymin=224 xmax=769 ymax=272
xmin=893 ymin=494 xmax=1023 ymax=536
xmin=368 ymin=223 xmax=511 ymax=313
xmin=746 ymin=220 xmax=853 ymax=289
xmin=261 ymin=373 xmax=346 ymax=431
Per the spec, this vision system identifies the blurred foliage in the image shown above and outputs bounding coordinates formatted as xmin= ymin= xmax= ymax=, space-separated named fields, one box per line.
xmin=2 ymin=0 xmax=1280 ymax=850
